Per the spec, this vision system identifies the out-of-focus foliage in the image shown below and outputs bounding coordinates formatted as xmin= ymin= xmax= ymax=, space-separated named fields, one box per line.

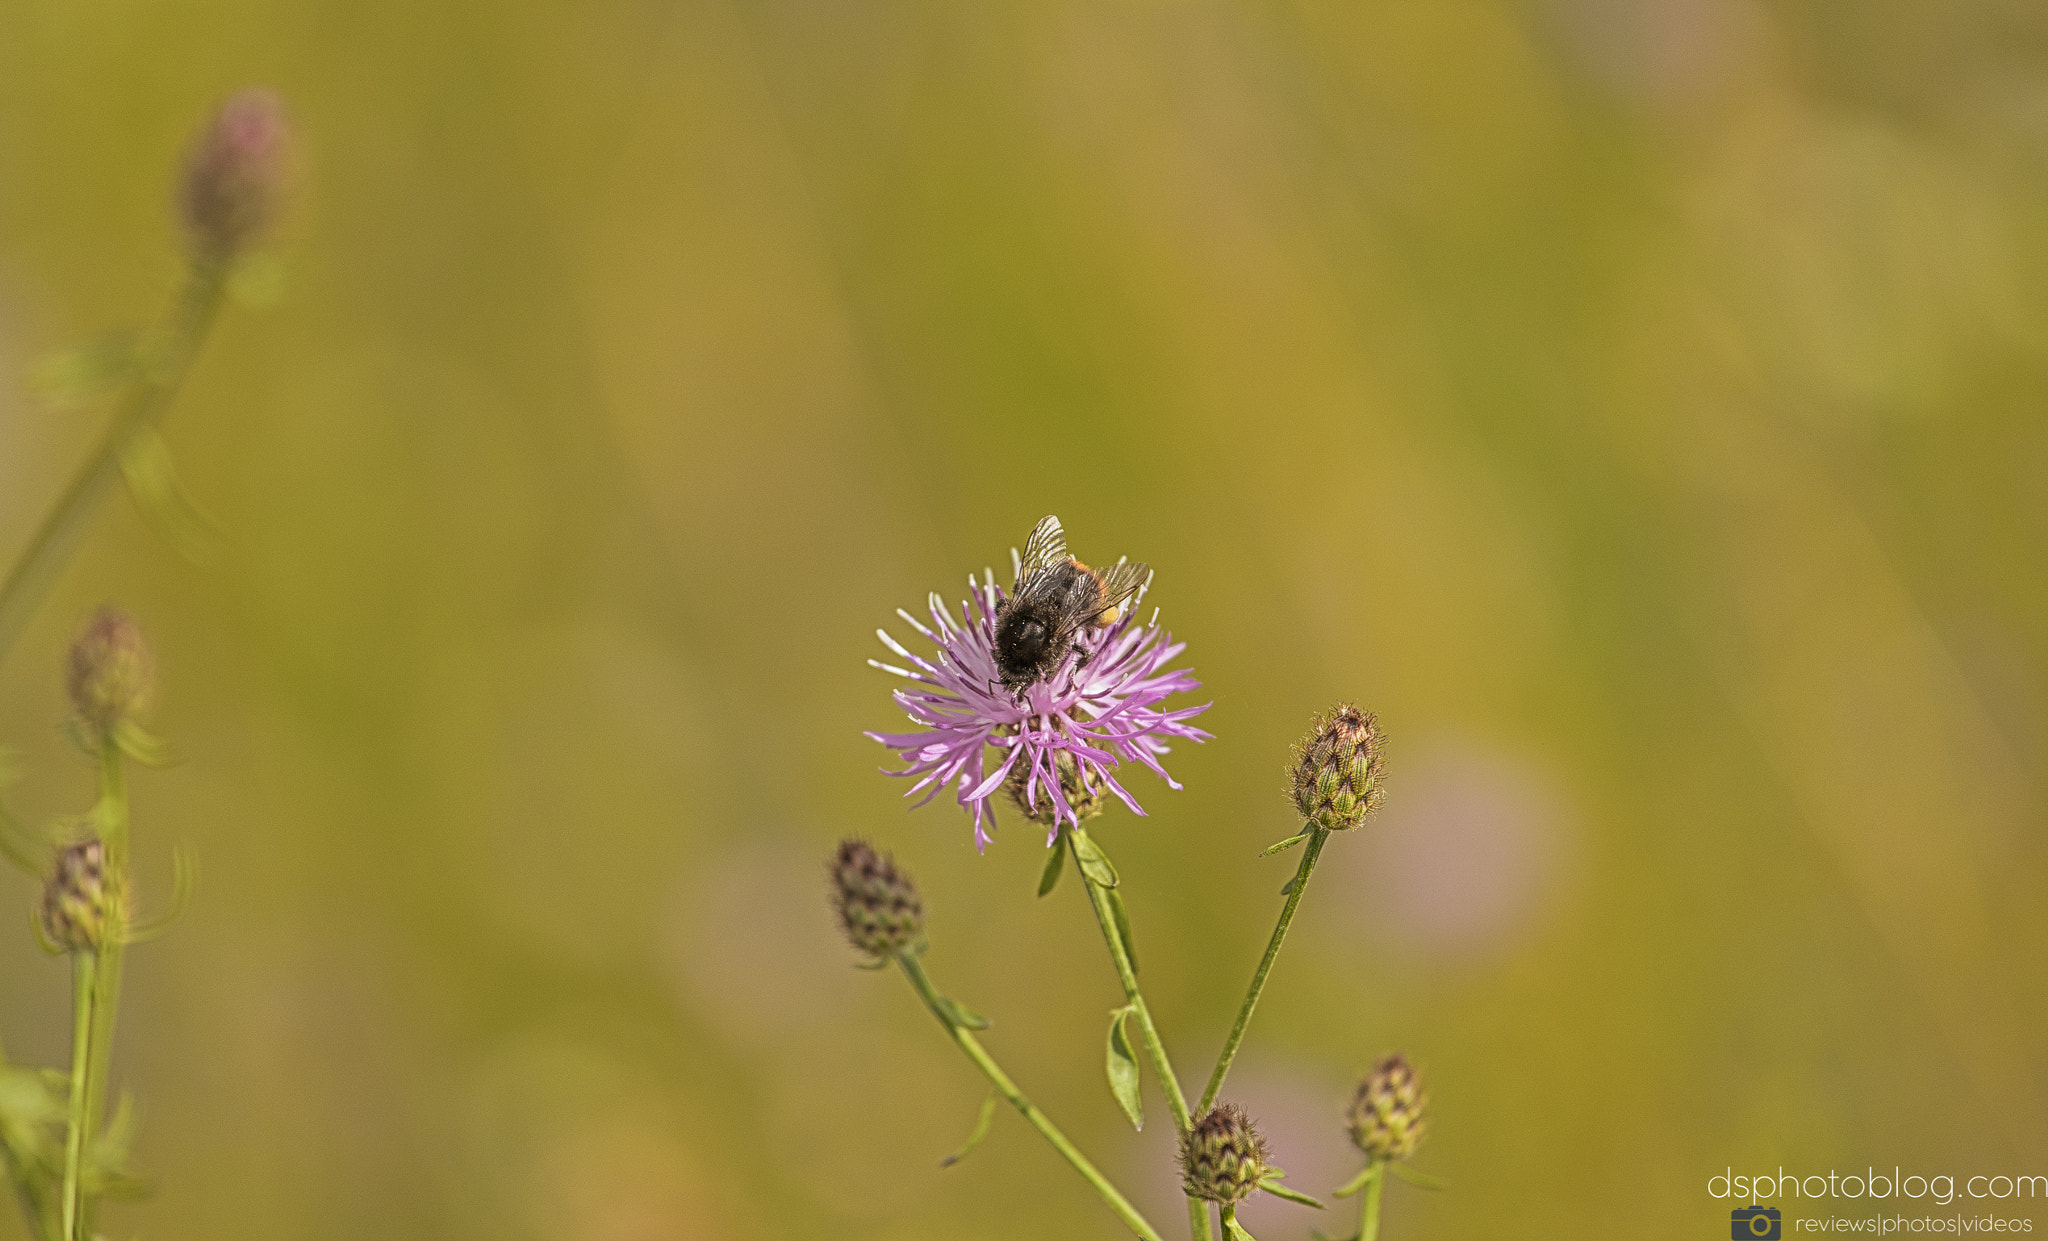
xmin=2 ymin=0 xmax=2047 ymax=1237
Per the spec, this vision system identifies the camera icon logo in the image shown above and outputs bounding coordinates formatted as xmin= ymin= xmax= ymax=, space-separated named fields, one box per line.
xmin=1731 ymin=1205 xmax=1781 ymax=1239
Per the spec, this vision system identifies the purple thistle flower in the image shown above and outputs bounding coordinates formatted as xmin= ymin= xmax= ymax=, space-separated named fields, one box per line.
xmin=868 ymin=560 xmax=1211 ymax=851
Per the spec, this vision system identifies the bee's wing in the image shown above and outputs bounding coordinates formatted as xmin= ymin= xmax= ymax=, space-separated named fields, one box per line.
xmin=1018 ymin=515 xmax=1067 ymax=577
xmin=1011 ymin=515 xmax=1073 ymax=602
xmin=1086 ymin=560 xmax=1152 ymax=624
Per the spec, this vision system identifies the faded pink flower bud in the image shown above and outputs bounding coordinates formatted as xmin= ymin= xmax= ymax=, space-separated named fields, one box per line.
xmin=179 ymin=88 xmax=292 ymax=258
xmin=67 ymin=606 xmax=154 ymax=734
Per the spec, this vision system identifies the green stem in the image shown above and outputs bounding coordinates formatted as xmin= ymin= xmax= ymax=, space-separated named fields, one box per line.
xmin=60 ymin=952 xmax=96 ymax=1241
xmin=1070 ymin=830 xmax=1192 ymax=1131
xmin=83 ymin=743 xmax=128 ymax=1142
xmin=0 ymin=258 xmax=228 ymax=665
xmin=895 ymin=953 xmax=1165 ymax=1241
xmin=1360 ymin=1160 xmax=1385 ymax=1241
xmin=1198 ymin=828 xmax=1328 ymax=1115
xmin=61 ymin=741 xmax=131 ymax=1241
xmin=1066 ymin=829 xmax=1212 ymax=1241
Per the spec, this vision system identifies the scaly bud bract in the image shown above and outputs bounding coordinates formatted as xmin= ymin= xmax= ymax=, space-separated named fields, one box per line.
xmin=1005 ymin=749 xmax=1105 ymax=827
xmin=40 ymin=838 xmax=121 ymax=953
xmin=1289 ymin=703 xmax=1385 ymax=831
xmin=829 ymin=839 xmax=924 ymax=959
xmin=1347 ymin=1053 xmax=1427 ymax=1161
xmin=67 ymin=607 xmax=155 ymax=736
xmin=179 ymin=88 xmax=292 ymax=260
xmin=1180 ymin=1104 xmax=1272 ymax=1204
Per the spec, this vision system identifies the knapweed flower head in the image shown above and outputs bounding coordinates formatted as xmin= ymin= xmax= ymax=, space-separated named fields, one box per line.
xmin=1180 ymin=1103 xmax=1271 ymax=1204
xmin=68 ymin=606 xmax=155 ymax=735
xmin=41 ymin=837 xmax=119 ymax=953
xmin=1290 ymin=702 xmax=1385 ymax=832
xmin=869 ymin=559 xmax=1210 ymax=850
xmin=829 ymin=839 xmax=924 ymax=959
xmin=1347 ymin=1053 xmax=1427 ymax=1161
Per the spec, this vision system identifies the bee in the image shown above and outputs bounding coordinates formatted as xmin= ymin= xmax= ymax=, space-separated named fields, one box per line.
xmin=992 ymin=515 xmax=1151 ymax=695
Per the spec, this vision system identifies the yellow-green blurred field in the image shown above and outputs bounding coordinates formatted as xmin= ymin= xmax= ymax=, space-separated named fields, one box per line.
xmin=4 ymin=1 xmax=2048 ymax=1237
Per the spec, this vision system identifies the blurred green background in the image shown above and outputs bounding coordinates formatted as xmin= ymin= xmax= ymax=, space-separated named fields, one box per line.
xmin=3 ymin=0 xmax=2047 ymax=1237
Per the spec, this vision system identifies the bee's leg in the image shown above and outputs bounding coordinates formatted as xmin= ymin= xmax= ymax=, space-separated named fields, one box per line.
xmin=1072 ymin=645 xmax=1092 ymax=672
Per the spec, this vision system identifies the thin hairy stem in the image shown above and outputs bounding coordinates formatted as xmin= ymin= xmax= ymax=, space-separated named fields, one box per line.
xmin=1360 ymin=1161 xmax=1385 ymax=1241
xmin=0 ymin=259 xmax=228 ymax=665
xmin=82 ymin=743 xmax=128 ymax=1140
xmin=1069 ymin=830 xmax=1192 ymax=1130
xmin=1065 ymin=829 xmax=1213 ymax=1241
xmin=1198 ymin=828 xmax=1328 ymax=1115
xmin=895 ymin=953 xmax=1165 ymax=1241
xmin=59 ymin=741 xmax=132 ymax=1241
xmin=59 ymin=953 xmax=96 ymax=1241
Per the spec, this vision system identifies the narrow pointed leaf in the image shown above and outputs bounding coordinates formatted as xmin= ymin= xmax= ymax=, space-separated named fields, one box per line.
xmin=1037 ymin=843 xmax=1065 ymax=897
xmin=31 ymin=332 xmax=140 ymax=410
xmin=1261 ymin=1178 xmax=1326 ymax=1209
xmin=938 ymin=996 xmax=991 ymax=1030
xmin=1224 ymin=1217 xmax=1259 ymax=1241
xmin=1105 ymin=1006 xmax=1143 ymax=1130
xmin=1260 ymin=833 xmax=1309 ymax=857
xmin=939 ymin=1092 xmax=999 ymax=1167
xmin=1388 ymin=1163 xmax=1449 ymax=1191
xmin=1070 ymin=830 xmax=1119 ymax=889
xmin=1280 ymin=874 xmax=1296 ymax=896
xmin=1333 ymin=1164 xmax=1380 ymax=1198
xmin=120 ymin=428 xmax=224 ymax=566
xmin=113 ymin=721 xmax=178 ymax=769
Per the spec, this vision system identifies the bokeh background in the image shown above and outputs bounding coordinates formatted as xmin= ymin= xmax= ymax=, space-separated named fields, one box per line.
xmin=3 ymin=0 xmax=2048 ymax=1237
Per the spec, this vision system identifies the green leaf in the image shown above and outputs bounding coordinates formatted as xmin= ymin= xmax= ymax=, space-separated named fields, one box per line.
xmin=1070 ymin=829 xmax=1119 ymax=889
xmin=1104 ymin=1006 xmax=1143 ymax=1130
xmin=31 ymin=332 xmax=140 ymax=410
xmin=1260 ymin=833 xmax=1309 ymax=857
xmin=120 ymin=427 xmax=225 ymax=566
xmin=1224 ymin=1215 xmax=1259 ymax=1241
xmin=113 ymin=720 xmax=178 ymax=769
xmin=1279 ymin=874 xmax=1297 ymax=896
xmin=1261 ymin=1177 xmax=1326 ymax=1209
xmin=1388 ymin=1162 xmax=1449 ymax=1191
xmin=1106 ymin=887 xmax=1138 ymax=974
xmin=937 ymin=996 xmax=991 ymax=1030
xmin=939 ymin=1092 xmax=998 ymax=1167
xmin=1333 ymin=1164 xmax=1380 ymax=1199
xmin=1037 ymin=842 xmax=1066 ymax=897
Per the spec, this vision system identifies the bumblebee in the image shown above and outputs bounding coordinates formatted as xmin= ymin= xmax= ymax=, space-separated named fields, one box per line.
xmin=992 ymin=516 xmax=1150 ymax=695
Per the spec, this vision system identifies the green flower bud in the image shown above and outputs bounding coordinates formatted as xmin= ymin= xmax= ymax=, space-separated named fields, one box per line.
xmin=1179 ymin=1104 xmax=1271 ymax=1204
xmin=67 ymin=607 xmax=155 ymax=734
xmin=40 ymin=838 xmax=120 ymax=953
xmin=179 ymin=88 xmax=292 ymax=259
xmin=1289 ymin=703 xmax=1385 ymax=831
xmin=829 ymin=839 xmax=923 ymax=959
xmin=1347 ymin=1053 xmax=1427 ymax=1161
xmin=1005 ymin=750 xmax=1104 ymax=826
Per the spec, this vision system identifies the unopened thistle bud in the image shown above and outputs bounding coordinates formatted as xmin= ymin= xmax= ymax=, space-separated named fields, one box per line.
xmin=1179 ymin=1104 xmax=1272 ymax=1204
xmin=67 ymin=607 xmax=155 ymax=735
xmin=1347 ymin=1053 xmax=1427 ymax=1161
xmin=179 ymin=88 xmax=292 ymax=259
xmin=1289 ymin=703 xmax=1385 ymax=831
xmin=829 ymin=839 xmax=924 ymax=959
xmin=40 ymin=838 xmax=120 ymax=952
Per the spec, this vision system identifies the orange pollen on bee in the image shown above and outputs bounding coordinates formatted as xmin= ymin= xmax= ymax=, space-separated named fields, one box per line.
xmin=1075 ymin=560 xmax=1123 ymax=626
